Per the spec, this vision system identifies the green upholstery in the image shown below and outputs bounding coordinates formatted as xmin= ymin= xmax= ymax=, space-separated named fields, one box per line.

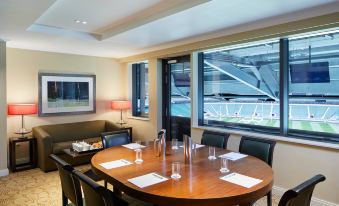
xmin=239 ymin=136 xmax=276 ymax=166
xmin=201 ymin=130 xmax=229 ymax=149
xmin=278 ymin=175 xmax=325 ymax=206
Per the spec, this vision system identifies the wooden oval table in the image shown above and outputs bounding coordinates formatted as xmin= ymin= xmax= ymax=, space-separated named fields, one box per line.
xmin=91 ymin=142 xmax=273 ymax=206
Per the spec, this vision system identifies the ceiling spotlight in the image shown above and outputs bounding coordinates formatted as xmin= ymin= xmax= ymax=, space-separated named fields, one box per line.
xmin=74 ymin=19 xmax=81 ymax=23
xmin=82 ymin=21 xmax=87 ymax=24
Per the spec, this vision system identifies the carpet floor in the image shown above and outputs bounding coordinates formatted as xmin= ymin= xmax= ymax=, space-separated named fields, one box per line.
xmin=0 ymin=165 xmax=281 ymax=206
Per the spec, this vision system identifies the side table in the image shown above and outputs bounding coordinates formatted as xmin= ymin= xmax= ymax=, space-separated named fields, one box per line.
xmin=9 ymin=136 xmax=37 ymax=172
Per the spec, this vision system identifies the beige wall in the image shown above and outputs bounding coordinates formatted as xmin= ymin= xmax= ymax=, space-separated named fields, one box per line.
xmin=123 ymin=59 xmax=162 ymax=141
xmin=0 ymin=41 xmax=7 ymax=173
xmin=6 ymin=48 xmax=124 ymax=158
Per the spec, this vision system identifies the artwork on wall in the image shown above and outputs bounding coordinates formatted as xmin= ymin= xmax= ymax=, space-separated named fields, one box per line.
xmin=38 ymin=73 xmax=96 ymax=116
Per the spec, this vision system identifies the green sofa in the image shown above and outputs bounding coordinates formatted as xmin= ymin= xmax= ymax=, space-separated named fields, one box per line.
xmin=33 ymin=120 xmax=121 ymax=172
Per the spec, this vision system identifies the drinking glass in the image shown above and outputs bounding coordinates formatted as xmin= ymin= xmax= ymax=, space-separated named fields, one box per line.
xmin=220 ymin=156 xmax=229 ymax=173
xmin=171 ymin=138 xmax=179 ymax=150
xmin=208 ymin=146 xmax=216 ymax=160
xmin=171 ymin=162 xmax=181 ymax=179
xmin=135 ymin=149 xmax=143 ymax=164
xmin=135 ymin=140 xmax=142 ymax=150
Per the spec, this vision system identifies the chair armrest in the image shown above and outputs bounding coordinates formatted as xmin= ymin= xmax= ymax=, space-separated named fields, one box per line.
xmin=33 ymin=127 xmax=53 ymax=172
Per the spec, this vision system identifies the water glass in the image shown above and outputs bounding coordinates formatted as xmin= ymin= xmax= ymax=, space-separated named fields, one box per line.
xmin=171 ymin=162 xmax=181 ymax=179
xmin=220 ymin=156 xmax=229 ymax=173
xmin=171 ymin=138 xmax=179 ymax=150
xmin=135 ymin=149 xmax=143 ymax=164
xmin=208 ymin=146 xmax=216 ymax=160
xmin=135 ymin=140 xmax=142 ymax=150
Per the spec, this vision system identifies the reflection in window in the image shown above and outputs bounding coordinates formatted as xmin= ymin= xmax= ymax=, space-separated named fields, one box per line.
xmin=202 ymin=41 xmax=280 ymax=129
xmin=289 ymin=31 xmax=339 ymax=134
xmin=132 ymin=62 xmax=149 ymax=117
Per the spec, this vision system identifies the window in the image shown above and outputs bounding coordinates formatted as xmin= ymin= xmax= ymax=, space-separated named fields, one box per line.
xmin=132 ymin=62 xmax=149 ymax=117
xmin=198 ymin=28 xmax=339 ymax=144
xmin=288 ymin=32 xmax=339 ymax=137
xmin=201 ymin=40 xmax=280 ymax=132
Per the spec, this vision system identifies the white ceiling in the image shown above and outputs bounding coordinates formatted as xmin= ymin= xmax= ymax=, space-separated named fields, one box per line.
xmin=0 ymin=0 xmax=338 ymax=58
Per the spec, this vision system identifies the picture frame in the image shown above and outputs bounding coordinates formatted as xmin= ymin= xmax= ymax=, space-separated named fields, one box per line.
xmin=38 ymin=73 xmax=96 ymax=116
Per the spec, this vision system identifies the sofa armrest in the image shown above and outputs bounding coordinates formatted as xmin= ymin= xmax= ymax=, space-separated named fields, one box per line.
xmin=33 ymin=127 xmax=53 ymax=172
xmin=105 ymin=121 xmax=120 ymax=131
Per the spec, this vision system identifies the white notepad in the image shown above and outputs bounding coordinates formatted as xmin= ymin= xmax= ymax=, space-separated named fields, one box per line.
xmin=179 ymin=144 xmax=205 ymax=149
xmin=128 ymin=173 xmax=169 ymax=188
xmin=99 ymin=159 xmax=132 ymax=169
xmin=220 ymin=173 xmax=263 ymax=188
xmin=219 ymin=152 xmax=248 ymax=161
xmin=122 ymin=143 xmax=146 ymax=150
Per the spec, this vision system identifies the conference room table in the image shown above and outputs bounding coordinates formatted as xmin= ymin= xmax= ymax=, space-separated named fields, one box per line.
xmin=91 ymin=141 xmax=273 ymax=206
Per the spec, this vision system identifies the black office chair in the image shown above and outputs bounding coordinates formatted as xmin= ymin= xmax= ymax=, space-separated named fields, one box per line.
xmin=72 ymin=170 xmax=129 ymax=206
xmin=49 ymin=154 xmax=83 ymax=206
xmin=239 ymin=136 xmax=276 ymax=206
xmin=201 ymin=130 xmax=230 ymax=149
xmin=278 ymin=174 xmax=326 ymax=206
xmin=101 ymin=130 xmax=131 ymax=149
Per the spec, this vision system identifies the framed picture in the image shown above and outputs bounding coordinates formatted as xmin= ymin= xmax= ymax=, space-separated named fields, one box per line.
xmin=38 ymin=73 xmax=96 ymax=116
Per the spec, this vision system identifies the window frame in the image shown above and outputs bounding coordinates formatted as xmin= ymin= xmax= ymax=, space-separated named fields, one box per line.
xmin=197 ymin=31 xmax=339 ymax=144
xmin=132 ymin=62 xmax=149 ymax=118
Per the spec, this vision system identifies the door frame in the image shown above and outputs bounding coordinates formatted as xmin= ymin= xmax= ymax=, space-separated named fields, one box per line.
xmin=162 ymin=55 xmax=191 ymax=140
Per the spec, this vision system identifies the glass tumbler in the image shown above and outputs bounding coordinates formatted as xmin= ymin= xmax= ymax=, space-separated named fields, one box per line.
xmin=171 ymin=162 xmax=181 ymax=179
xmin=208 ymin=146 xmax=216 ymax=160
xmin=171 ymin=138 xmax=179 ymax=150
xmin=220 ymin=156 xmax=229 ymax=173
xmin=135 ymin=149 xmax=143 ymax=164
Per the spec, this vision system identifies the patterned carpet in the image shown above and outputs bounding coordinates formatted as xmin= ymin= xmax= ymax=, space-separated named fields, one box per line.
xmin=0 ymin=165 xmax=281 ymax=206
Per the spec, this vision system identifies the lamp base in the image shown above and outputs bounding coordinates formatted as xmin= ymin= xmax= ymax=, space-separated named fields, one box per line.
xmin=15 ymin=128 xmax=31 ymax=138
xmin=117 ymin=119 xmax=127 ymax=128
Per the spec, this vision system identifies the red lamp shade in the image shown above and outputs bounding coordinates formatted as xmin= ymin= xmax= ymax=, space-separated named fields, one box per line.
xmin=8 ymin=104 xmax=38 ymax=115
xmin=111 ymin=101 xmax=131 ymax=110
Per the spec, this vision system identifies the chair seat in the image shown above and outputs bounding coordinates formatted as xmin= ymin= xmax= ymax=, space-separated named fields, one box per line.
xmin=83 ymin=169 xmax=102 ymax=182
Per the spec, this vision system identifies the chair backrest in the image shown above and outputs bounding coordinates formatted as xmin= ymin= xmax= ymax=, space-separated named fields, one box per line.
xmin=72 ymin=170 xmax=128 ymax=206
xmin=201 ymin=130 xmax=230 ymax=149
xmin=49 ymin=154 xmax=83 ymax=206
xmin=278 ymin=174 xmax=326 ymax=206
xmin=101 ymin=130 xmax=131 ymax=149
xmin=239 ymin=136 xmax=276 ymax=166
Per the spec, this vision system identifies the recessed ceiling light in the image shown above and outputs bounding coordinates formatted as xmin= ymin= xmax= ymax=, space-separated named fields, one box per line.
xmin=82 ymin=21 xmax=87 ymax=24
xmin=74 ymin=19 xmax=81 ymax=23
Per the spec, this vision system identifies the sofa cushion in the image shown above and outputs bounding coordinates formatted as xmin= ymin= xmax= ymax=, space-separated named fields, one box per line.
xmin=52 ymin=137 xmax=101 ymax=154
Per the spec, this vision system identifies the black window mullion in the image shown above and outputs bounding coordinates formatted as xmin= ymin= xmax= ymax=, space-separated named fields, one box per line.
xmin=132 ymin=63 xmax=138 ymax=116
xmin=279 ymin=38 xmax=289 ymax=136
xmin=198 ymin=52 xmax=204 ymax=126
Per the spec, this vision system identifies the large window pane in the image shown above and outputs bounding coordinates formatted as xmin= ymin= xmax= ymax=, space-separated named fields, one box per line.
xmin=289 ymin=31 xmax=339 ymax=135
xmin=132 ymin=62 xmax=149 ymax=117
xmin=202 ymin=40 xmax=280 ymax=128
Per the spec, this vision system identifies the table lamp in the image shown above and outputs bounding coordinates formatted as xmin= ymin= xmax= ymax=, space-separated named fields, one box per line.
xmin=8 ymin=103 xmax=38 ymax=138
xmin=111 ymin=100 xmax=131 ymax=127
